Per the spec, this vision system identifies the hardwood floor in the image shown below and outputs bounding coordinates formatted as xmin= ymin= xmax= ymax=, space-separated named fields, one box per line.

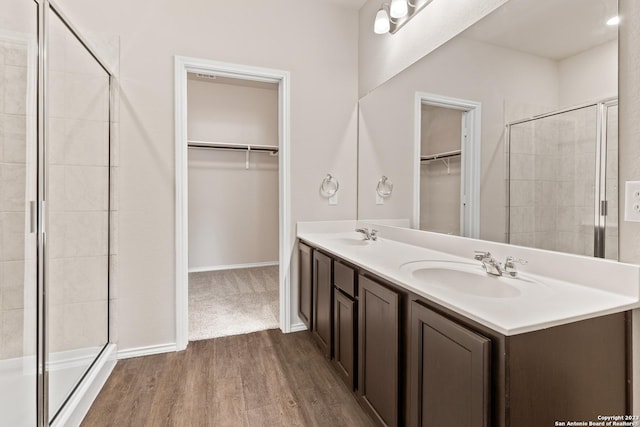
xmin=81 ymin=330 xmax=376 ymax=427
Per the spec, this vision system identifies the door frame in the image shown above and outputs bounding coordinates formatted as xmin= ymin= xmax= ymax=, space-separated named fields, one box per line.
xmin=413 ymin=92 xmax=481 ymax=238
xmin=174 ymin=56 xmax=292 ymax=350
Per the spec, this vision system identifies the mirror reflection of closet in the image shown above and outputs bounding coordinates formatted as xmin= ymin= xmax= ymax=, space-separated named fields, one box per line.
xmin=419 ymin=105 xmax=463 ymax=235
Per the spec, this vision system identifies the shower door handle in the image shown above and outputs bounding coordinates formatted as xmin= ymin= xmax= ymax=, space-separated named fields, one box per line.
xmin=30 ymin=201 xmax=37 ymax=233
xmin=600 ymin=200 xmax=608 ymax=216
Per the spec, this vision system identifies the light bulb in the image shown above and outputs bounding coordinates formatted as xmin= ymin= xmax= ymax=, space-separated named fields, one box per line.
xmin=374 ymin=7 xmax=390 ymax=34
xmin=390 ymin=0 xmax=408 ymax=19
xmin=606 ymin=16 xmax=620 ymax=26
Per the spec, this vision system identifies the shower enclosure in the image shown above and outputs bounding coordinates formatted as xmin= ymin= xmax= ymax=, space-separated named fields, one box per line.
xmin=506 ymin=99 xmax=618 ymax=259
xmin=0 ymin=0 xmax=115 ymax=425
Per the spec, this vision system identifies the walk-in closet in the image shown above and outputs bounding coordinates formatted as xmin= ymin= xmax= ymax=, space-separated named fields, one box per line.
xmin=187 ymin=73 xmax=280 ymax=340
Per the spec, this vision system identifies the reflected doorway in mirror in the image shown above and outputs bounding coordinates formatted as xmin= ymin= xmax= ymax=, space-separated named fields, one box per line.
xmin=414 ymin=93 xmax=481 ymax=238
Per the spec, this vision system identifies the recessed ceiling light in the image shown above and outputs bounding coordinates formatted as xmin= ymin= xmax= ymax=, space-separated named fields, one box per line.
xmin=606 ymin=16 xmax=620 ymax=26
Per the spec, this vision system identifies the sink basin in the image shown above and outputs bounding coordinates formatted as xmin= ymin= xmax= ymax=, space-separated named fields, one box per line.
xmin=332 ymin=237 xmax=373 ymax=246
xmin=330 ymin=233 xmax=375 ymax=246
xmin=399 ymin=260 xmax=523 ymax=298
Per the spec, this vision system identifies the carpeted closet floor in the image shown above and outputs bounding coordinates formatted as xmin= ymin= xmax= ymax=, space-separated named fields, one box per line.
xmin=188 ymin=265 xmax=279 ymax=340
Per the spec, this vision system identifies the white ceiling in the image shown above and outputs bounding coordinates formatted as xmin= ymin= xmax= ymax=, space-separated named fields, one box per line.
xmin=462 ymin=0 xmax=618 ymax=61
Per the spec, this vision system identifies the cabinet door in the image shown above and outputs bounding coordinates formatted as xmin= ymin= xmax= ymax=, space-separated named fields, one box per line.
xmin=298 ymin=242 xmax=313 ymax=329
xmin=312 ymin=251 xmax=332 ymax=358
xmin=410 ymin=301 xmax=490 ymax=427
xmin=358 ymin=275 xmax=399 ymax=427
xmin=333 ymin=289 xmax=356 ymax=390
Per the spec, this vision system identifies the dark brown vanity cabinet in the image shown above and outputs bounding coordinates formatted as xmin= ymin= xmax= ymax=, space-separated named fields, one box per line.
xmin=298 ymin=240 xmax=631 ymax=427
xmin=409 ymin=298 xmax=630 ymax=427
xmin=410 ymin=301 xmax=490 ymax=427
xmin=333 ymin=261 xmax=358 ymax=390
xmin=298 ymin=242 xmax=313 ymax=329
xmin=358 ymin=275 xmax=401 ymax=427
xmin=312 ymin=250 xmax=333 ymax=358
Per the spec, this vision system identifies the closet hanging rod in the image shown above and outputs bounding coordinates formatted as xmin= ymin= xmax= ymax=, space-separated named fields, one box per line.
xmin=420 ymin=149 xmax=461 ymax=162
xmin=187 ymin=140 xmax=279 ymax=153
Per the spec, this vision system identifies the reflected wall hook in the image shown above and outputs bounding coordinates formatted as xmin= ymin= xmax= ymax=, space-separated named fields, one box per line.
xmin=376 ymin=175 xmax=393 ymax=197
xmin=320 ymin=174 xmax=339 ymax=197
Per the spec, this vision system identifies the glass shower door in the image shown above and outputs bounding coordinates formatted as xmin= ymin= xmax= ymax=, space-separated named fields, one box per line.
xmin=0 ymin=0 xmax=38 ymax=425
xmin=508 ymin=105 xmax=599 ymax=257
xmin=507 ymin=101 xmax=618 ymax=259
xmin=46 ymin=6 xmax=110 ymax=422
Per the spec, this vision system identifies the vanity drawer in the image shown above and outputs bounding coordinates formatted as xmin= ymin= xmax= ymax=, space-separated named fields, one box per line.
xmin=334 ymin=261 xmax=356 ymax=297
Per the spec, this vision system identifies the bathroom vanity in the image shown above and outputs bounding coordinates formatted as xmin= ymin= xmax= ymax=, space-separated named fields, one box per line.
xmin=297 ymin=222 xmax=639 ymax=427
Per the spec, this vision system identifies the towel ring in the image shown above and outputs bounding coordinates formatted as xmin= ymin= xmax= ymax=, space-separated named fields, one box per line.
xmin=320 ymin=174 xmax=339 ymax=197
xmin=376 ymin=176 xmax=393 ymax=197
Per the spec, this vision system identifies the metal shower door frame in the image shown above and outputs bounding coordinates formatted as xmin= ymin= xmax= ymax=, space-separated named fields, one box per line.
xmin=35 ymin=0 xmax=115 ymax=425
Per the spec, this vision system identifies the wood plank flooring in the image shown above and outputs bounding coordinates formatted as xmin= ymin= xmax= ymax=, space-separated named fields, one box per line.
xmin=81 ymin=330 xmax=376 ymax=427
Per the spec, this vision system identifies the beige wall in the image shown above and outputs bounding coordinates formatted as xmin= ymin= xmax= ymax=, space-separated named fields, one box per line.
xmin=187 ymin=78 xmax=279 ymax=269
xmin=55 ymin=0 xmax=359 ymax=351
xmin=559 ymin=39 xmax=618 ymax=107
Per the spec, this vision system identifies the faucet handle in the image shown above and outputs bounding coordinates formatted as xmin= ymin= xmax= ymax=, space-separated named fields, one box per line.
xmin=505 ymin=256 xmax=527 ymax=266
xmin=503 ymin=256 xmax=527 ymax=277
xmin=474 ymin=251 xmax=491 ymax=261
xmin=370 ymin=229 xmax=378 ymax=240
xmin=355 ymin=227 xmax=371 ymax=240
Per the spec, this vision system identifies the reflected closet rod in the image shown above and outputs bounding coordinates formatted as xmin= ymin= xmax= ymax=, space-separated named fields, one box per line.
xmin=420 ymin=149 xmax=461 ymax=174
xmin=187 ymin=140 xmax=279 ymax=154
xmin=420 ymin=149 xmax=461 ymax=162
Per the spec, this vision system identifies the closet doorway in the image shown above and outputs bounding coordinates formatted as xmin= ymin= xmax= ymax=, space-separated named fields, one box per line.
xmin=414 ymin=93 xmax=481 ymax=237
xmin=188 ymin=74 xmax=279 ymax=340
xmin=175 ymin=58 xmax=292 ymax=350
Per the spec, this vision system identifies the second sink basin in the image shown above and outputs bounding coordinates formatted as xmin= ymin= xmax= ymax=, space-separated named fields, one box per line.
xmin=399 ymin=260 xmax=523 ymax=298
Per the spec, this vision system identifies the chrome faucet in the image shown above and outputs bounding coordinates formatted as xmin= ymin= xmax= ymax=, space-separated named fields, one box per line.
xmin=356 ymin=227 xmax=378 ymax=241
xmin=474 ymin=251 xmax=503 ymax=276
xmin=474 ymin=251 xmax=528 ymax=277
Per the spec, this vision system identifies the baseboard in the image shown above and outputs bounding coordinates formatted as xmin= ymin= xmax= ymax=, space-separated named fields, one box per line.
xmin=48 ymin=346 xmax=106 ymax=373
xmin=289 ymin=322 xmax=308 ymax=332
xmin=51 ymin=344 xmax=117 ymax=427
xmin=188 ymin=261 xmax=279 ymax=273
xmin=117 ymin=342 xmax=178 ymax=360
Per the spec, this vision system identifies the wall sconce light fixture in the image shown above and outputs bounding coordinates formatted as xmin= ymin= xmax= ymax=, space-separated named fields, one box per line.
xmin=373 ymin=0 xmax=434 ymax=34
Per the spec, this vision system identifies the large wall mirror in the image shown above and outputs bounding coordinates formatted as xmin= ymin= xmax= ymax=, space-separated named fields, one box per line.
xmin=357 ymin=0 xmax=618 ymax=259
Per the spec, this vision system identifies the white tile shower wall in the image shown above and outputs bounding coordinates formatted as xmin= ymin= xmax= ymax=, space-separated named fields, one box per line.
xmin=0 ymin=40 xmax=29 ymax=360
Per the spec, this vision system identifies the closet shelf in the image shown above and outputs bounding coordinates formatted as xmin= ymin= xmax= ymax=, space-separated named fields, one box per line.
xmin=187 ymin=140 xmax=279 ymax=154
xmin=420 ymin=149 xmax=461 ymax=162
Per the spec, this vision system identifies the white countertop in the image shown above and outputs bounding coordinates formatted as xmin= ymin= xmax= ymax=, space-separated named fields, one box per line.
xmin=297 ymin=222 xmax=640 ymax=336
